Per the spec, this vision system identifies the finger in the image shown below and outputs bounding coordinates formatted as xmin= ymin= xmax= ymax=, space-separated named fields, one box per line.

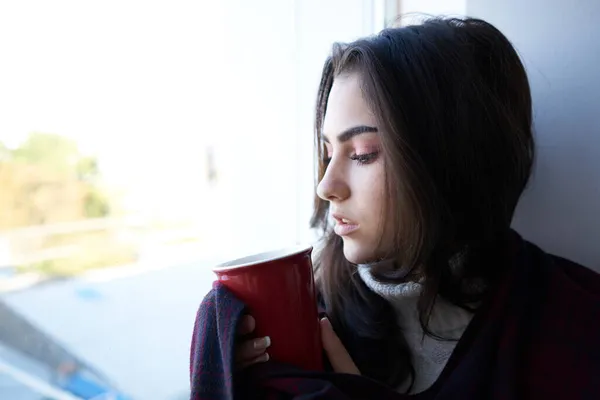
xmin=237 ymin=315 xmax=256 ymax=336
xmin=320 ymin=318 xmax=360 ymax=375
xmin=236 ymin=336 xmax=271 ymax=363
xmin=238 ymin=352 xmax=270 ymax=369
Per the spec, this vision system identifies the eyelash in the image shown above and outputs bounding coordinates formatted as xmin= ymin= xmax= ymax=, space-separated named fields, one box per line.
xmin=350 ymin=152 xmax=379 ymax=165
xmin=323 ymin=151 xmax=380 ymax=166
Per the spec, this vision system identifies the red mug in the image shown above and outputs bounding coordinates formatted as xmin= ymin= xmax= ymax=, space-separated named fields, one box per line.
xmin=212 ymin=245 xmax=323 ymax=371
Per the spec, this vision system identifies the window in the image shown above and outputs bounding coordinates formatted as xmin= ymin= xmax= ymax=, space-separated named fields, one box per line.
xmin=0 ymin=1 xmax=387 ymax=398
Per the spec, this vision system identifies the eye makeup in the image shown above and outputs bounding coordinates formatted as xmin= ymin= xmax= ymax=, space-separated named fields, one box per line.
xmin=322 ymin=148 xmax=381 ymax=166
xmin=322 ymin=137 xmax=382 ymax=165
xmin=349 ymin=151 xmax=380 ymax=165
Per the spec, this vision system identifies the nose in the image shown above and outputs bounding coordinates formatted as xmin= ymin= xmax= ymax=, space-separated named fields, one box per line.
xmin=316 ymin=162 xmax=350 ymax=202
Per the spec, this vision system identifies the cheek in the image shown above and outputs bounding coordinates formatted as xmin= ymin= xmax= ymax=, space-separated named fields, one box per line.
xmin=349 ymin=163 xmax=387 ymax=246
xmin=341 ymin=165 xmax=389 ymax=264
xmin=354 ymin=164 xmax=386 ymax=217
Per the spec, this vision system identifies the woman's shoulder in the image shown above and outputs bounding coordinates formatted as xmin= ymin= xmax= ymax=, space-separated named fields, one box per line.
xmin=516 ymin=234 xmax=600 ymax=302
xmin=548 ymin=253 xmax=600 ymax=301
xmin=520 ymin=247 xmax=600 ymax=392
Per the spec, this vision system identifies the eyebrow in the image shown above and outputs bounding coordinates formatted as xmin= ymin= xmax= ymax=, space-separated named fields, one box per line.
xmin=321 ymin=125 xmax=378 ymax=143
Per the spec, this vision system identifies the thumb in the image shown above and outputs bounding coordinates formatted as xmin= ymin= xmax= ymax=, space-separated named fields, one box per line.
xmin=320 ymin=318 xmax=360 ymax=375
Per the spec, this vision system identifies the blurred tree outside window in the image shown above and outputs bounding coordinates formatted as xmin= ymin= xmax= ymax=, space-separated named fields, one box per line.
xmin=0 ymin=133 xmax=136 ymax=277
xmin=0 ymin=132 xmax=110 ymax=228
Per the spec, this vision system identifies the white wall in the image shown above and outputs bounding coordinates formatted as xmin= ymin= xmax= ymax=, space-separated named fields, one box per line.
xmin=467 ymin=0 xmax=600 ymax=271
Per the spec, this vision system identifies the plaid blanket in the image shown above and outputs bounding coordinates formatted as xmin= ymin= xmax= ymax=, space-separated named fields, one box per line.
xmin=190 ymin=233 xmax=600 ymax=399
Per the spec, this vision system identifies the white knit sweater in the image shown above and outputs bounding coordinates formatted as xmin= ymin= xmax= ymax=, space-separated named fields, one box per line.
xmin=357 ymin=265 xmax=473 ymax=394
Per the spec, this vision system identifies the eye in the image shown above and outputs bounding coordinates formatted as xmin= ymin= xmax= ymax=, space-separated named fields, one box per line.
xmin=350 ymin=151 xmax=379 ymax=165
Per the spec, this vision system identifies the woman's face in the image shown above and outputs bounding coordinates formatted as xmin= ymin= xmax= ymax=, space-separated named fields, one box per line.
xmin=317 ymin=73 xmax=388 ymax=264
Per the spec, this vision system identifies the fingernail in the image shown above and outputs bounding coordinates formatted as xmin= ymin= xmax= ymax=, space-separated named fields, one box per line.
xmin=257 ymin=352 xmax=270 ymax=363
xmin=254 ymin=336 xmax=271 ymax=350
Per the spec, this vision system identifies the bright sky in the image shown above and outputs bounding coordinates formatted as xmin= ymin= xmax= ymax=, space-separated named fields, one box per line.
xmin=0 ymin=1 xmax=223 ymax=191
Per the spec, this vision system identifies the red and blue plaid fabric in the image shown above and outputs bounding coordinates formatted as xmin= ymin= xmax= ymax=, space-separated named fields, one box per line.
xmin=190 ymin=233 xmax=600 ymax=400
xmin=190 ymin=279 xmax=244 ymax=400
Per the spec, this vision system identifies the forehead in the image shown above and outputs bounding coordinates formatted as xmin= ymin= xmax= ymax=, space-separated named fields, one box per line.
xmin=322 ymin=74 xmax=377 ymax=138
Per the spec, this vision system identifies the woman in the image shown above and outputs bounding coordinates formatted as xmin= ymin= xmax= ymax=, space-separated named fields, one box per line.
xmin=232 ymin=17 xmax=600 ymax=396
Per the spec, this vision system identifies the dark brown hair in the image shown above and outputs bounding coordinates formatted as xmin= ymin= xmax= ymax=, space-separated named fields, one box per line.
xmin=311 ymin=17 xmax=534 ymax=389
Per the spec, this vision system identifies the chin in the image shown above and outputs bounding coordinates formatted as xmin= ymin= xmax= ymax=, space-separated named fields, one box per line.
xmin=341 ymin=238 xmax=377 ymax=265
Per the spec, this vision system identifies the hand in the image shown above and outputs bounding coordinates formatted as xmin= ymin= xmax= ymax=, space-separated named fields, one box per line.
xmin=320 ymin=317 xmax=360 ymax=375
xmin=235 ymin=315 xmax=271 ymax=369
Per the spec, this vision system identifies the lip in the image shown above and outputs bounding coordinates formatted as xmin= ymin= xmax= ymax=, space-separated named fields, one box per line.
xmin=332 ymin=213 xmax=359 ymax=236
